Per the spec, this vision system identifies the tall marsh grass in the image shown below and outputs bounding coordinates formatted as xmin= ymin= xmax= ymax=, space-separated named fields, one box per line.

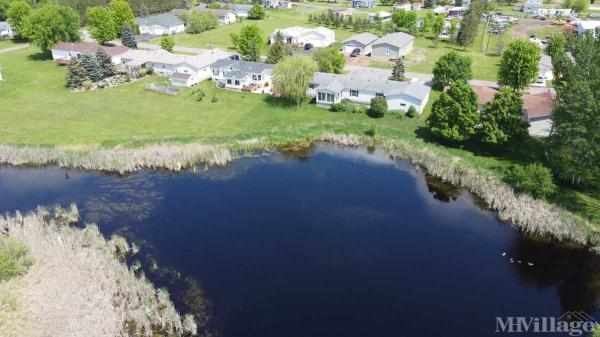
xmin=320 ymin=132 xmax=597 ymax=249
xmin=0 ymin=205 xmax=196 ymax=337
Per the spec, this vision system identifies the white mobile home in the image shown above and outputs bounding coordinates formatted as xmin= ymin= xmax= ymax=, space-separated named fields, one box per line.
xmin=136 ymin=13 xmax=185 ymax=36
xmin=211 ymin=59 xmax=274 ymax=93
xmin=270 ymin=26 xmax=335 ymax=48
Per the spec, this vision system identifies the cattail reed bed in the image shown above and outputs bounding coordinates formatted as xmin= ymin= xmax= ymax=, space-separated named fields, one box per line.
xmin=0 ymin=205 xmax=196 ymax=337
xmin=0 ymin=133 xmax=597 ymax=251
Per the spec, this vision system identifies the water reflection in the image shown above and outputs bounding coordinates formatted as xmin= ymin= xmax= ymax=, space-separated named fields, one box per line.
xmin=424 ymin=174 xmax=462 ymax=202
xmin=510 ymin=235 xmax=600 ymax=314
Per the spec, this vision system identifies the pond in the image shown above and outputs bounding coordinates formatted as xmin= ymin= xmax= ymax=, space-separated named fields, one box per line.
xmin=1 ymin=144 xmax=599 ymax=337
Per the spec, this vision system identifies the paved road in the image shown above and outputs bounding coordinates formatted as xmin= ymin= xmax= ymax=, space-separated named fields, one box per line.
xmin=0 ymin=43 xmax=29 ymax=54
xmin=343 ymin=64 xmax=554 ymax=93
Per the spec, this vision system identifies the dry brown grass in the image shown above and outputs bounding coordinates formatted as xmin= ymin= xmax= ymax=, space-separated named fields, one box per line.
xmin=0 ymin=205 xmax=196 ymax=337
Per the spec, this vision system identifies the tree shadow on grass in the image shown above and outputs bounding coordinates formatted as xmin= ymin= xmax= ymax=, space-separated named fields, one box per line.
xmin=262 ymin=95 xmax=314 ymax=109
xmin=27 ymin=51 xmax=52 ymax=61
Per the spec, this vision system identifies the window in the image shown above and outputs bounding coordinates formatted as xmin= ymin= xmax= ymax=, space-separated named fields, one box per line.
xmin=252 ymin=75 xmax=257 ymax=81
xmin=309 ymin=83 xmax=316 ymax=89
xmin=400 ymin=103 xmax=406 ymax=107
xmin=385 ymin=47 xmax=389 ymax=56
xmin=350 ymin=90 xmax=359 ymax=97
xmin=257 ymin=74 xmax=262 ymax=81
xmin=227 ymin=79 xmax=232 ymax=84
xmin=235 ymin=80 xmax=240 ymax=86
xmin=376 ymin=92 xmax=384 ymax=97
xmin=213 ymin=70 xmax=219 ymax=76
xmin=326 ymin=93 xmax=335 ymax=103
xmin=318 ymin=92 xmax=325 ymax=101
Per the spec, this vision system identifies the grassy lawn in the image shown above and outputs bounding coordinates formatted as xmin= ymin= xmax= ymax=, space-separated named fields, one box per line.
xmin=0 ymin=40 xmax=26 ymax=50
xmin=153 ymin=8 xmax=357 ymax=51
xmin=0 ymin=47 xmax=422 ymax=147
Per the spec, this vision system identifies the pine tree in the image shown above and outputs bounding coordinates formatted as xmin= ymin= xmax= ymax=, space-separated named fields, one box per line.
xmin=266 ymin=31 xmax=285 ymax=64
xmin=95 ymin=47 xmax=116 ymax=79
xmin=390 ymin=57 xmax=405 ymax=81
xmin=456 ymin=0 xmax=484 ymax=48
xmin=121 ymin=23 xmax=137 ymax=49
xmin=80 ymin=53 xmax=104 ymax=82
xmin=65 ymin=57 xmax=89 ymax=89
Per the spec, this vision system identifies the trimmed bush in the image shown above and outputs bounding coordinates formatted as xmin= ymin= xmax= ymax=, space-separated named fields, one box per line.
xmin=504 ymin=163 xmax=557 ymax=199
xmin=367 ymin=97 xmax=387 ymax=118
xmin=406 ymin=105 xmax=417 ymax=118
xmin=82 ymin=80 xmax=93 ymax=90
xmin=329 ymin=99 xmax=354 ymax=113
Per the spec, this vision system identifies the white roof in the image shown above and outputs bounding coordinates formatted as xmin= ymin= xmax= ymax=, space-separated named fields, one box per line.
xmin=578 ymin=20 xmax=600 ymax=30
xmin=120 ymin=48 xmax=233 ymax=70
xmin=274 ymin=26 xmax=334 ymax=38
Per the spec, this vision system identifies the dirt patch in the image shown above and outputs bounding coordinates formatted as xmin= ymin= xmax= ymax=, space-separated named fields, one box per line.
xmin=511 ymin=18 xmax=557 ymax=39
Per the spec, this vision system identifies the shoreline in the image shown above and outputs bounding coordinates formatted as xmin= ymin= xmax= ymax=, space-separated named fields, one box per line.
xmin=0 ymin=132 xmax=597 ymax=253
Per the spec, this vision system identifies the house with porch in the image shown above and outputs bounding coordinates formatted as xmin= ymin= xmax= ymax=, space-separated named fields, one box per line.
xmin=119 ymin=48 xmax=234 ymax=86
xmin=211 ymin=58 xmax=274 ymax=93
xmin=270 ymin=26 xmax=335 ymax=48
xmin=308 ymin=68 xmax=431 ymax=113
xmin=51 ymin=42 xmax=129 ymax=65
xmin=136 ymin=13 xmax=185 ymax=36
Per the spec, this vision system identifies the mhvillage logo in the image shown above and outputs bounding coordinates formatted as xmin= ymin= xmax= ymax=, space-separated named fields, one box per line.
xmin=495 ymin=312 xmax=597 ymax=336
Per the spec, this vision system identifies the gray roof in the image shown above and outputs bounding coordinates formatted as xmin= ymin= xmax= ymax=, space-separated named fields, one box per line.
xmin=343 ymin=32 xmax=378 ymax=46
xmin=212 ymin=59 xmax=274 ymax=79
xmin=136 ymin=13 xmax=183 ymax=28
xmin=310 ymin=68 xmax=430 ymax=101
xmin=371 ymin=32 xmax=415 ymax=49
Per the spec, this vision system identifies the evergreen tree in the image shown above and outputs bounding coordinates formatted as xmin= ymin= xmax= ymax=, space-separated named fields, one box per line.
xmin=121 ymin=23 xmax=137 ymax=48
xmin=80 ymin=53 xmax=104 ymax=82
xmin=390 ymin=57 xmax=405 ymax=81
xmin=95 ymin=47 xmax=115 ymax=79
xmin=456 ymin=0 xmax=484 ymax=47
xmin=66 ymin=57 xmax=88 ymax=89
xmin=426 ymin=81 xmax=479 ymax=143
xmin=266 ymin=31 xmax=285 ymax=64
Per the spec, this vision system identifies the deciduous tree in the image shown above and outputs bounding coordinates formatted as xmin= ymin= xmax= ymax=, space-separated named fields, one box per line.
xmin=183 ymin=11 xmax=218 ymax=34
xmin=479 ymin=87 xmax=529 ymax=146
xmin=109 ymin=0 xmax=135 ymax=37
xmin=159 ymin=36 xmax=175 ymax=51
xmin=230 ymin=24 xmax=263 ymax=61
xmin=248 ymin=3 xmax=266 ymax=19
xmin=86 ymin=7 xmax=116 ymax=44
xmin=312 ymin=47 xmax=345 ymax=74
xmin=23 ymin=4 xmax=80 ymax=52
xmin=392 ymin=10 xmax=417 ymax=32
xmin=432 ymin=51 xmax=472 ymax=89
xmin=426 ymin=81 xmax=479 ymax=143
xmin=497 ymin=39 xmax=540 ymax=91
xmin=6 ymin=0 xmax=31 ymax=39
xmin=432 ymin=13 xmax=446 ymax=45
xmin=272 ymin=56 xmax=317 ymax=106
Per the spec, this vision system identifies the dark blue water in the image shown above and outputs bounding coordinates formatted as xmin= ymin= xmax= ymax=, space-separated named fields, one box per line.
xmin=0 ymin=145 xmax=599 ymax=337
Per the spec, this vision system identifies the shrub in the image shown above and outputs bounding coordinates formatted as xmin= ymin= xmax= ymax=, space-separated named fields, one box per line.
xmin=196 ymin=89 xmax=206 ymax=101
xmin=329 ymin=99 xmax=354 ymax=113
xmin=159 ymin=36 xmax=175 ymax=52
xmin=353 ymin=105 xmax=367 ymax=114
xmin=367 ymin=96 xmax=387 ymax=118
xmin=406 ymin=105 xmax=417 ymax=118
xmin=364 ymin=127 xmax=376 ymax=137
xmin=504 ymin=163 xmax=557 ymax=199
xmin=137 ymin=68 xmax=147 ymax=77
xmin=82 ymin=80 xmax=93 ymax=90
xmin=146 ymin=66 xmax=154 ymax=75
xmin=0 ymin=237 xmax=33 ymax=282
xmin=207 ymin=2 xmax=221 ymax=8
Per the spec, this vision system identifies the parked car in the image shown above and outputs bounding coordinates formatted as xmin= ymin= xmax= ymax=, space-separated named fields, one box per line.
xmin=350 ymin=48 xmax=361 ymax=57
xmin=304 ymin=43 xmax=313 ymax=50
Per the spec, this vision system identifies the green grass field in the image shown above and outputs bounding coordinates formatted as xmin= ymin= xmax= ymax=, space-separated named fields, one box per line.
xmin=0 ymin=40 xmax=26 ymax=50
